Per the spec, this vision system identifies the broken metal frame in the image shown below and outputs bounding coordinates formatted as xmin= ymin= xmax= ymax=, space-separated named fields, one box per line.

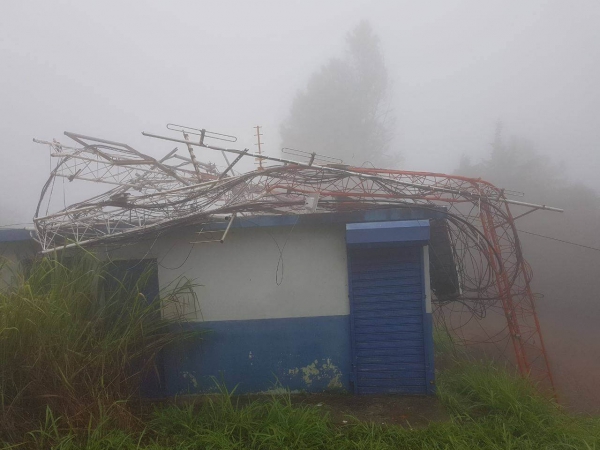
xmin=32 ymin=127 xmax=564 ymax=392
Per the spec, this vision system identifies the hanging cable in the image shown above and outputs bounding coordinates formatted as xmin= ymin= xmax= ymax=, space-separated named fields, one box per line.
xmin=517 ymin=229 xmax=600 ymax=252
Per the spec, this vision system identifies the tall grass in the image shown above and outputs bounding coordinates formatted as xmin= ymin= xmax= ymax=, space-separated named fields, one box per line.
xmin=13 ymin=354 xmax=600 ymax=449
xmin=0 ymin=252 xmax=199 ymax=443
xmin=23 ymin=376 xmax=599 ymax=450
xmin=2 ymin=257 xmax=600 ymax=448
xmin=435 ymin=358 xmax=600 ymax=449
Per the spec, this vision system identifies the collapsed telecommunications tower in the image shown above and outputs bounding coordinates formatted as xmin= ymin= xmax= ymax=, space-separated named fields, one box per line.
xmin=33 ymin=124 xmax=562 ymax=390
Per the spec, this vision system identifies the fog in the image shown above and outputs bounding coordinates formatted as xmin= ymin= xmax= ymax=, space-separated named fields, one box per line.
xmin=1 ymin=0 xmax=599 ymax=223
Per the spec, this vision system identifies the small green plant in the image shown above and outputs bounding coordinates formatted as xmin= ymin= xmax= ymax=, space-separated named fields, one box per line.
xmin=150 ymin=385 xmax=335 ymax=450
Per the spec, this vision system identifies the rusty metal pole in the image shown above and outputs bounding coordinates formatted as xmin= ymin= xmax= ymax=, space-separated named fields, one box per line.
xmin=480 ymin=203 xmax=531 ymax=377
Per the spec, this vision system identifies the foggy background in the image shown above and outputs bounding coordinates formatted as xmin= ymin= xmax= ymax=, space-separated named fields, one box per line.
xmin=2 ymin=0 xmax=599 ymax=222
xmin=2 ymin=0 xmax=600 ymax=412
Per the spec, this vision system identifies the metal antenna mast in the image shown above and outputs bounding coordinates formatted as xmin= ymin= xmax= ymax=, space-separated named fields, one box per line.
xmin=254 ymin=126 xmax=264 ymax=171
xmin=182 ymin=130 xmax=204 ymax=182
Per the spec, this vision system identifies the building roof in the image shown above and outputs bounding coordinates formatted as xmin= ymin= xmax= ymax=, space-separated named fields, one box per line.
xmin=201 ymin=207 xmax=445 ymax=231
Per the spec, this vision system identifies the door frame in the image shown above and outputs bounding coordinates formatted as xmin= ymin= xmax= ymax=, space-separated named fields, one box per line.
xmin=345 ymin=220 xmax=435 ymax=395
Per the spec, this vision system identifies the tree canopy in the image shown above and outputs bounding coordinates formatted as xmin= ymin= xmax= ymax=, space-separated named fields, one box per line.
xmin=280 ymin=21 xmax=397 ymax=168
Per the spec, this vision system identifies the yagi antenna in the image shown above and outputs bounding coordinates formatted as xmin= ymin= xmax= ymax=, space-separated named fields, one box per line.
xmin=167 ymin=123 xmax=238 ymax=181
xmin=167 ymin=123 xmax=237 ymax=145
xmin=281 ymin=147 xmax=344 ymax=166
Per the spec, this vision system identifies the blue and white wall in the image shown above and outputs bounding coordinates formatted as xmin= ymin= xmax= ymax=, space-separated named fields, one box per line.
xmin=111 ymin=210 xmax=439 ymax=396
xmin=0 ymin=212 xmax=437 ymax=395
xmin=118 ymin=223 xmax=353 ymax=394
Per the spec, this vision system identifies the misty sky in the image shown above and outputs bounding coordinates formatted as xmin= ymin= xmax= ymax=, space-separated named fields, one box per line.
xmin=1 ymin=0 xmax=599 ymax=225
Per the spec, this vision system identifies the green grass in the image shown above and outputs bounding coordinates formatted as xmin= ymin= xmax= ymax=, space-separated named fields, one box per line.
xmin=2 ymin=257 xmax=600 ymax=449
xmin=8 ymin=347 xmax=600 ymax=450
xmin=0 ymin=252 xmax=200 ymax=444
xmin=10 ymin=373 xmax=600 ymax=450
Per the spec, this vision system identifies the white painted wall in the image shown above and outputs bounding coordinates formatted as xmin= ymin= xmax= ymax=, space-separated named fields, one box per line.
xmin=112 ymin=224 xmax=350 ymax=322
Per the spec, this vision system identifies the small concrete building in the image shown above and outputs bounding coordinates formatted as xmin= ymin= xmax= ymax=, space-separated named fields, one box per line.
xmin=111 ymin=208 xmax=445 ymax=396
xmin=2 ymin=208 xmax=458 ymax=396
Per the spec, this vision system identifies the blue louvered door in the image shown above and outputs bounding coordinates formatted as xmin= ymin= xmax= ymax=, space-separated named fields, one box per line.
xmin=348 ymin=245 xmax=427 ymax=394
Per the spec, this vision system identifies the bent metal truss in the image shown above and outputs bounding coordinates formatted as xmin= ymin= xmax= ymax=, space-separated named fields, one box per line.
xmin=33 ymin=127 xmax=563 ymax=391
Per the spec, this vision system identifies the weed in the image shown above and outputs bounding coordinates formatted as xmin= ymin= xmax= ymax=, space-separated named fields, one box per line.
xmin=0 ymin=252 xmax=200 ymax=444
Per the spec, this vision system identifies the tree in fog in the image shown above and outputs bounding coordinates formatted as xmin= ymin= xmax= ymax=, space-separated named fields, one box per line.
xmin=456 ymin=121 xmax=600 ymax=238
xmin=280 ymin=21 xmax=397 ymax=168
xmin=457 ymin=122 xmax=566 ymax=201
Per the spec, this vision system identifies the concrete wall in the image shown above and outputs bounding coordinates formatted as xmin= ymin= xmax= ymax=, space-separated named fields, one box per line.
xmin=109 ymin=221 xmax=433 ymax=396
xmin=110 ymin=223 xmax=353 ymax=394
xmin=156 ymin=224 xmax=349 ymax=322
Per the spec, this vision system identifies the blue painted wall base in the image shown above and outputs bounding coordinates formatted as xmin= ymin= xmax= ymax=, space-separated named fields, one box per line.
xmin=163 ymin=315 xmax=352 ymax=395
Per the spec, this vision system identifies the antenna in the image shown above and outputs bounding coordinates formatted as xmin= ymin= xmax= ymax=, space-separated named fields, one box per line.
xmin=166 ymin=123 xmax=238 ymax=180
xmin=281 ymin=147 xmax=344 ymax=166
xmin=166 ymin=124 xmax=237 ymax=144
xmin=254 ymin=126 xmax=264 ymax=171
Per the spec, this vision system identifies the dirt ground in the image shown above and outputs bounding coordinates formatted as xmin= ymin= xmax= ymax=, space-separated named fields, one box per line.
xmin=293 ymin=394 xmax=449 ymax=428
